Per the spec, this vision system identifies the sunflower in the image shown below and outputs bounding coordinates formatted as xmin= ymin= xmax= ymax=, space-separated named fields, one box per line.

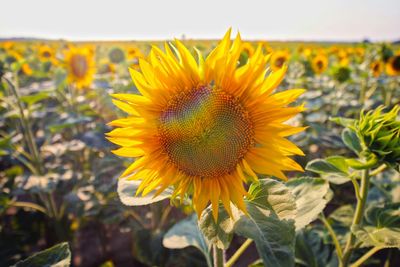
xmin=370 ymin=60 xmax=383 ymax=77
xmin=337 ymin=49 xmax=349 ymax=66
xmin=64 ymin=46 xmax=95 ymax=89
xmin=270 ymin=50 xmax=290 ymax=71
xmin=127 ymin=47 xmax=144 ymax=60
xmin=311 ymin=54 xmax=328 ymax=74
xmin=21 ymin=63 xmax=33 ymax=76
xmin=38 ymin=44 xmax=56 ymax=62
xmin=385 ymin=53 xmax=400 ymax=76
xmin=241 ymin=42 xmax=254 ymax=57
xmin=1 ymin=41 xmax=15 ymax=51
xmin=107 ymin=30 xmax=305 ymax=220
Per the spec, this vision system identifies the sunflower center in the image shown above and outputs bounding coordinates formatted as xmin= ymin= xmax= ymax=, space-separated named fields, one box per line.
xmin=158 ymin=86 xmax=254 ymax=177
xmin=42 ymin=51 xmax=51 ymax=58
xmin=372 ymin=63 xmax=380 ymax=72
xmin=275 ymin=57 xmax=286 ymax=68
xmin=316 ymin=60 xmax=324 ymax=70
xmin=70 ymin=54 xmax=88 ymax=78
xmin=392 ymin=56 xmax=400 ymax=71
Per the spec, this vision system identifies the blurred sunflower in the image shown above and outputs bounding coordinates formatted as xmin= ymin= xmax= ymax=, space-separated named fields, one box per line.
xmin=370 ymin=60 xmax=383 ymax=77
xmin=64 ymin=46 xmax=95 ymax=89
xmin=311 ymin=54 xmax=328 ymax=74
xmin=262 ymin=43 xmax=273 ymax=54
xmin=337 ymin=49 xmax=349 ymax=66
xmin=107 ymin=30 xmax=306 ymax=220
xmin=21 ymin=63 xmax=33 ymax=76
xmin=38 ymin=44 xmax=56 ymax=62
xmin=2 ymin=41 xmax=15 ymax=51
xmin=270 ymin=50 xmax=290 ymax=71
xmin=241 ymin=42 xmax=254 ymax=57
xmin=5 ymin=50 xmax=22 ymax=64
xmin=127 ymin=47 xmax=144 ymax=60
xmin=386 ymin=53 xmax=400 ymax=76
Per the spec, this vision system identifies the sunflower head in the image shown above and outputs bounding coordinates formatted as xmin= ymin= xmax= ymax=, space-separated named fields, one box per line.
xmin=109 ymin=47 xmax=126 ymax=64
xmin=127 ymin=47 xmax=143 ymax=59
xmin=5 ymin=50 xmax=22 ymax=65
xmin=370 ymin=60 xmax=383 ymax=77
xmin=311 ymin=54 xmax=328 ymax=74
xmin=107 ymin=30 xmax=305 ymax=220
xmin=1 ymin=41 xmax=15 ymax=51
xmin=238 ymin=42 xmax=255 ymax=66
xmin=270 ymin=50 xmax=290 ymax=71
xmin=21 ymin=63 xmax=33 ymax=76
xmin=64 ymin=46 xmax=95 ymax=89
xmin=38 ymin=45 xmax=55 ymax=62
xmin=386 ymin=53 xmax=400 ymax=76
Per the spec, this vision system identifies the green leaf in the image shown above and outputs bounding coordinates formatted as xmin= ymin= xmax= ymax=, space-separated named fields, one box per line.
xmin=286 ymin=177 xmax=330 ymax=230
xmin=15 ymin=242 xmax=71 ymax=267
xmin=163 ymin=214 xmax=212 ymax=267
xmin=20 ymin=91 xmax=52 ymax=106
xmin=295 ymin=229 xmax=338 ymax=267
xmin=330 ymin=117 xmax=356 ymax=128
xmin=234 ymin=179 xmax=296 ymax=267
xmin=198 ymin=204 xmax=235 ymax=249
xmin=306 ymin=157 xmax=350 ymax=184
xmin=328 ymin=205 xmax=354 ymax=227
xmin=341 ymin=128 xmax=362 ymax=155
xmin=352 ymin=203 xmax=400 ymax=248
xmin=117 ymin=178 xmax=173 ymax=206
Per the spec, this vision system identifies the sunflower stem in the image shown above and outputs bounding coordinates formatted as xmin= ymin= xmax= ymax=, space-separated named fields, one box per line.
xmin=225 ymin=239 xmax=253 ymax=267
xmin=213 ymin=245 xmax=224 ymax=267
xmin=319 ymin=213 xmax=343 ymax=261
xmin=3 ymin=76 xmax=43 ymax=175
xmin=341 ymin=169 xmax=370 ymax=267
xmin=350 ymin=246 xmax=383 ymax=267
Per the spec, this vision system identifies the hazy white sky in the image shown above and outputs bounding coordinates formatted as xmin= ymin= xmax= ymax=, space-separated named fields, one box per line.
xmin=1 ymin=0 xmax=399 ymax=41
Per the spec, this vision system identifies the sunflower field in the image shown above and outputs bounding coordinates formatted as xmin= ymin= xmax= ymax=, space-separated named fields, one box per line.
xmin=0 ymin=31 xmax=399 ymax=267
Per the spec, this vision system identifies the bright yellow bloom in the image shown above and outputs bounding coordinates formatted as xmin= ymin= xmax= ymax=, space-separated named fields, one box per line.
xmin=270 ymin=50 xmax=290 ymax=71
xmin=337 ymin=49 xmax=349 ymax=66
xmin=127 ymin=47 xmax=144 ymax=60
xmin=385 ymin=53 xmax=400 ymax=76
xmin=107 ymin=30 xmax=305 ymax=220
xmin=241 ymin=42 xmax=254 ymax=57
xmin=311 ymin=54 xmax=329 ymax=74
xmin=64 ymin=46 xmax=95 ymax=89
xmin=21 ymin=63 xmax=33 ymax=76
xmin=38 ymin=44 xmax=56 ymax=62
xmin=370 ymin=61 xmax=383 ymax=77
xmin=1 ymin=41 xmax=15 ymax=51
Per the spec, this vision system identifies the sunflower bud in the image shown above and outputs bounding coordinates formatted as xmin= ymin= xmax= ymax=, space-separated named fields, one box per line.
xmin=332 ymin=66 xmax=351 ymax=83
xmin=354 ymin=106 xmax=400 ymax=170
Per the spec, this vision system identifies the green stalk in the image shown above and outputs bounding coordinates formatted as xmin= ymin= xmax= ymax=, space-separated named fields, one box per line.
xmin=213 ymin=245 xmax=224 ymax=267
xmin=10 ymin=201 xmax=47 ymax=214
xmin=3 ymin=76 xmax=43 ymax=175
xmin=341 ymin=169 xmax=370 ymax=267
xmin=350 ymin=246 xmax=383 ymax=267
xmin=225 ymin=239 xmax=253 ymax=267
xmin=320 ymin=214 xmax=343 ymax=260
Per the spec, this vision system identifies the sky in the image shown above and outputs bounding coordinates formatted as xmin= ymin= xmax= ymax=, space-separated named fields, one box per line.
xmin=1 ymin=0 xmax=399 ymax=42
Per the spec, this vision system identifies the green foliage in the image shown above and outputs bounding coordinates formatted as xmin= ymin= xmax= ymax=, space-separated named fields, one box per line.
xmin=117 ymin=178 xmax=173 ymax=206
xmin=15 ymin=242 xmax=71 ymax=267
xmin=163 ymin=214 xmax=212 ymax=266
xmin=352 ymin=203 xmax=400 ymax=248
xmin=306 ymin=156 xmax=350 ymax=184
xmin=198 ymin=178 xmax=331 ymax=267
